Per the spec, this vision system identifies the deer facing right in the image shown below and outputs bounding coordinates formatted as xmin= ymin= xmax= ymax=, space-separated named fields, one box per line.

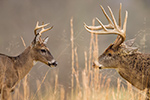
xmin=85 ymin=4 xmax=150 ymax=100
xmin=0 ymin=22 xmax=57 ymax=100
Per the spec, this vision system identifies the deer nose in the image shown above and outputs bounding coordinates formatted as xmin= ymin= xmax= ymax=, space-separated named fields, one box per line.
xmin=52 ymin=61 xmax=58 ymax=66
xmin=48 ymin=60 xmax=58 ymax=67
xmin=92 ymin=62 xmax=99 ymax=69
xmin=93 ymin=61 xmax=102 ymax=69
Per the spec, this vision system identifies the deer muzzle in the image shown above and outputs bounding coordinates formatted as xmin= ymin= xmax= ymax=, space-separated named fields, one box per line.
xmin=93 ymin=60 xmax=103 ymax=69
xmin=48 ymin=59 xmax=58 ymax=67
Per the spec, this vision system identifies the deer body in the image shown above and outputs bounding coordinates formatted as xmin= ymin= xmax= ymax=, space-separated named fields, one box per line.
xmin=85 ymin=4 xmax=150 ymax=99
xmin=0 ymin=22 xmax=57 ymax=100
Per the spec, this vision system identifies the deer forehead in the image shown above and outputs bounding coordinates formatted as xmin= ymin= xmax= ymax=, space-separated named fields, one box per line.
xmin=103 ymin=49 xmax=113 ymax=55
xmin=35 ymin=43 xmax=49 ymax=49
xmin=41 ymin=46 xmax=50 ymax=51
xmin=104 ymin=44 xmax=124 ymax=55
xmin=104 ymin=47 xmax=116 ymax=55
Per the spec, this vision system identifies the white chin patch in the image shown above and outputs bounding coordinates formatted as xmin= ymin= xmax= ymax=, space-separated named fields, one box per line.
xmin=33 ymin=61 xmax=37 ymax=66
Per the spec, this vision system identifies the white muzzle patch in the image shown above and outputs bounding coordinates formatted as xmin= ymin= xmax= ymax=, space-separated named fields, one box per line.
xmin=93 ymin=60 xmax=104 ymax=69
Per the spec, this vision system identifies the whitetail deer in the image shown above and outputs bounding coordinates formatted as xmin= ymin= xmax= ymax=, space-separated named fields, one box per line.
xmin=85 ymin=4 xmax=150 ymax=100
xmin=0 ymin=22 xmax=57 ymax=100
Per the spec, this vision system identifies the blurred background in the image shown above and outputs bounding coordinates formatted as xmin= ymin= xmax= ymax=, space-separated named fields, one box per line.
xmin=0 ymin=0 xmax=150 ymax=95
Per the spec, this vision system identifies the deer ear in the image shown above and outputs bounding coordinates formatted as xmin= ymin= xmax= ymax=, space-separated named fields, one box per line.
xmin=43 ymin=36 xmax=49 ymax=44
xmin=125 ymin=47 xmax=139 ymax=54
xmin=124 ymin=38 xmax=136 ymax=47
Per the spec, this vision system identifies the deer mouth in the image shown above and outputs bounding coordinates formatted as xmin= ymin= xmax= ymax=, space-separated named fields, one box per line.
xmin=48 ymin=60 xmax=58 ymax=67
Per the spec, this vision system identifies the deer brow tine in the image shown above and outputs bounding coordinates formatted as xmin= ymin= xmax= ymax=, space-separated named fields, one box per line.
xmin=84 ymin=22 xmax=103 ymax=30
xmin=84 ymin=22 xmax=114 ymax=31
xmin=84 ymin=26 xmax=122 ymax=35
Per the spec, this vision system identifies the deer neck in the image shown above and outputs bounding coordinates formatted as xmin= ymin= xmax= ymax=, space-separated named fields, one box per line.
xmin=118 ymin=53 xmax=137 ymax=73
xmin=13 ymin=46 xmax=35 ymax=80
xmin=118 ymin=53 xmax=148 ymax=90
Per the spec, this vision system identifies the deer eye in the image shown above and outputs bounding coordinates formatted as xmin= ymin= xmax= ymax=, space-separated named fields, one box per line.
xmin=41 ymin=49 xmax=46 ymax=53
xmin=108 ymin=53 xmax=112 ymax=56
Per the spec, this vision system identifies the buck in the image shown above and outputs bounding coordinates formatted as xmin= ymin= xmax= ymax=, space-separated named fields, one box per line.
xmin=0 ymin=22 xmax=57 ymax=100
xmin=84 ymin=4 xmax=150 ymax=100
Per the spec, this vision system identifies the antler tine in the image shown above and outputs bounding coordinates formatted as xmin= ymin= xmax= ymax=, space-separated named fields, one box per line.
xmin=114 ymin=11 xmax=128 ymax=46
xmin=119 ymin=3 xmax=122 ymax=28
xmin=34 ymin=21 xmax=39 ymax=35
xmin=123 ymin=11 xmax=128 ymax=35
xmin=84 ymin=22 xmax=112 ymax=34
xmin=114 ymin=6 xmax=128 ymax=47
xmin=39 ymin=25 xmax=53 ymax=36
xmin=95 ymin=17 xmax=107 ymax=31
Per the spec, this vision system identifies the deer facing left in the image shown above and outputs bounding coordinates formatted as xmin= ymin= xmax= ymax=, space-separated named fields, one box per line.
xmin=84 ymin=4 xmax=150 ymax=100
xmin=0 ymin=22 xmax=57 ymax=100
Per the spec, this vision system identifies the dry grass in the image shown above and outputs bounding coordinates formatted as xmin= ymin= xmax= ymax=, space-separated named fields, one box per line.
xmin=8 ymin=18 xmax=147 ymax=100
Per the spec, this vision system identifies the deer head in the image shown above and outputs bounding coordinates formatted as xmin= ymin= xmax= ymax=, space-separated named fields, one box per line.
xmin=31 ymin=21 xmax=57 ymax=67
xmin=84 ymin=4 xmax=138 ymax=69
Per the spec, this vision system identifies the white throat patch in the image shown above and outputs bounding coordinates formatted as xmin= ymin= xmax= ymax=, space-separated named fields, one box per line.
xmin=33 ymin=60 xmax=37 ymax=66
xmin=48 ymin=59 xmax=56 ymax=64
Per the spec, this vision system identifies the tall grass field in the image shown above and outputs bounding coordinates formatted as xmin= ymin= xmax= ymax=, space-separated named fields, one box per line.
xmin=8 ymin=19 xmax=147 ymax=100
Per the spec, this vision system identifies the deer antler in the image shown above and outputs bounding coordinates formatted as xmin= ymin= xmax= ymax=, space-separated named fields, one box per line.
xmin=34 ymin=21 xmax=53 ymax=35
xmin=34 ymin=21 xmax=53 ymax=43
xmin=84 ymin=4 xmax=128 ymax=48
